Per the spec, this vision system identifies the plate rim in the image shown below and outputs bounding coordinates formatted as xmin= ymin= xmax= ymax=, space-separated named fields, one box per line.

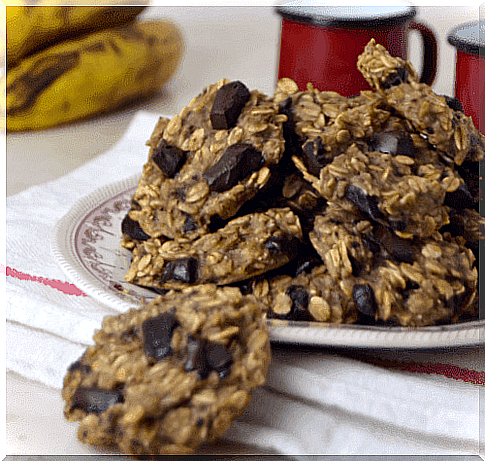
xmin=51 ymin=175 xmax=485 ymax=349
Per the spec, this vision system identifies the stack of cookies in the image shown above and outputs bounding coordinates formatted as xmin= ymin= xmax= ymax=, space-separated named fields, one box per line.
xmin=62 ymin=39 xmax=483 ymax=455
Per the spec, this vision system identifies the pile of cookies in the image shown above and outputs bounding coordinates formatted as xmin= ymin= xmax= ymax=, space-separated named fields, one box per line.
xmin=62 ymin=40 xmax=483 ymax=455
xmin=121 ymin=38 xmax=481 ymax=328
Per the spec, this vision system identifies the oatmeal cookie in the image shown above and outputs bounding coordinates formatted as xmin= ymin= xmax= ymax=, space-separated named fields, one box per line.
xmin=128 ymin=79 xmax=286 ymax=241
xmin=295 ymin=142 xmax=460 ymax=238
xmin=307 ymin=202 xmax=477 ymax=326
xmin=274 ymin=78 xmax=391 ymax=176
xmin=124 ymin=208 xmax=302 ymax=289
xmin=357 ymin=38 xmax=485 ymax=166
xmin=62 ymin=285 xmax=271 ymax=455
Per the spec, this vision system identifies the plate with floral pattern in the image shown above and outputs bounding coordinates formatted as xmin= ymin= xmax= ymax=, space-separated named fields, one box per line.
xmin=52 ymin=174 xmax=485 ymax=349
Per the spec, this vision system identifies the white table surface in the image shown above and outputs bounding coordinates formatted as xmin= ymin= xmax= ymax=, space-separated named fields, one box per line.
xmin=5 ymin=4 xmax=482 ymax=458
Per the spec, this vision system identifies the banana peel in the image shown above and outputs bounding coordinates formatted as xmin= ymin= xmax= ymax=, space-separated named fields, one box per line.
xmin=6 ymin=1 xmax=148 ymax=68
xmin=2 ymin=19 xmax=184 ymax=131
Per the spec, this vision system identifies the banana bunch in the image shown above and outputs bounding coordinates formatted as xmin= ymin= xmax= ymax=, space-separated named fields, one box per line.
xmin=2 ymin=1 xmax=184 ymax=131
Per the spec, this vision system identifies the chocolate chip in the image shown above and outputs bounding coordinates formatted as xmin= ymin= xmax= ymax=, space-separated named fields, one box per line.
xmin=264 ymin=234 xmax=300 ymax=260
xmin=285 ymin=285 xmax=312 ymax=321
xmin=182 ymin=214 xmax=198 ymax=233
xmin=67 ymin=360 xmax=91 ymax=375
xmin=444 ymin=183 xmax=476 ymax=209
xmin=352 ymin=284 xmax=378 ymax=317
xmin=203 ymin=143 xmax=264 ymax=193
xmin=210 ymin=81 xmax=251 ymax=130
xmin=345 ymin=185 xmax=384 ymax=221
xmin=382 ymin=67 xmax=408 ymax=89
xmin=206 ymin=342 xmax=233 ymax=379
xmin=301 ymin=137 xmax=329 ymax=176
xmin=152 ymin=140 xmax=187 ymax=178
xmin=184 ymin=336 xmax=210 ymax=379
xmin=142 ymin=312 xmax=179 ymax=361
xmin=361 ymin=234 xmax=381 ymax=255
xmin=279 ymin=97 xmax=302 ymax=157
xmin=161 ymin=257 xmax=199 ymax=284
xmin=369 ymin=131 xmax=416 ymax=158
xmin=378 ymin=227 xmax=416 ymax=264
xmin=121 ymin=214 xmax=150 ymax=241
xmin=443 ymin=95 xmax=463 ymax=113
xmin=72 ymin=386 xmax=124 ymax=414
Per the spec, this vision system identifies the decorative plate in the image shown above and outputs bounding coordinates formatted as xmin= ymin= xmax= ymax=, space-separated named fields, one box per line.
xmin=52 ymin=175 xmax=485 ymax=349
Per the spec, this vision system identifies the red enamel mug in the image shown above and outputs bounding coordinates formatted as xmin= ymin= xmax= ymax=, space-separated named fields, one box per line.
xmin=275 ymin=1 xmax=438 ymax=96
xmin=447 ymin=21 xmax=485 ymax=135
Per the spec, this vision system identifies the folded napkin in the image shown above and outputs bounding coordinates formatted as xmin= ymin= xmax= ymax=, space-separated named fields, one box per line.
xmin=6 ymin=111 xmax=483 ymax=456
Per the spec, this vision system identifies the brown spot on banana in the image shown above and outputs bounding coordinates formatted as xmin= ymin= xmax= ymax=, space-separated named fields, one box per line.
xmin=7 ymin=51 xmax=80 ymax=116
xmin=85 ymin=42 xmax=106 ymax=53
xmin=108 ymin=39 xmax=122 ymax=56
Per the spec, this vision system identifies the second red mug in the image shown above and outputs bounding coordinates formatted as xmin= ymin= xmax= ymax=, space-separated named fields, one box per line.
xmin=447 ymin=21 xmax=484 ymax=135
xmin=275 ymin=1 xmax=438 ymax=96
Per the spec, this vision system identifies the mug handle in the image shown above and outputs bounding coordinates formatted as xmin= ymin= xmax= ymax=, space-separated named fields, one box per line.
xmin=409 ymin=21 xmax=438 ymax=86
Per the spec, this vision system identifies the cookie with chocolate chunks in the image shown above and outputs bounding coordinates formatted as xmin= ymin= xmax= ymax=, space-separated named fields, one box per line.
xmin=357 ymin=39 xmax=485 ymax=166
xmin=62 ymin=285 xmax=271 ymax=455
xmin=128 ymin=79 xmax=286 ymax=242
xmin=124 ymin=207 xmax=302 ymax=289
xmin=306 ymin=202 xmax=477 ymax=326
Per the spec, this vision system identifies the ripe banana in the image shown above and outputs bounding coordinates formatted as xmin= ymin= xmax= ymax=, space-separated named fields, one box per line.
xmin=6 ymin=1 xmax=147 ymax=68
xmin=2 ymin=19 xmax=184 ymax=132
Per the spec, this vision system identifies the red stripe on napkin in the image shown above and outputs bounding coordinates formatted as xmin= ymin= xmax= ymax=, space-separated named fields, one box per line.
xmin=379 ymin=360 xmax=485 ymax=386
xmin=4 ymin=265 xmax=87 ymax=297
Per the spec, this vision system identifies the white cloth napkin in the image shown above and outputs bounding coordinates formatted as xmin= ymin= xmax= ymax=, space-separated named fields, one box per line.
xmin=6 ymin=111 xmax=482 ymax=456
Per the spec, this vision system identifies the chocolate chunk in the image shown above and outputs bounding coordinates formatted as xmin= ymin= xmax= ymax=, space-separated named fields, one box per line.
xmin=361 ymin=234 xmax=381 ymax=255
xmin=301 ymin=137 xmax=330 ymax=176
xmin=121 ymin=214 xmax=150 ymax=241
xmin=264 ymin=234 xmax=300 ymax=260
xmin=352 ymin=284 xmax=378 ymax=317
xmin=285 ymin=285 xmax=311 ymax=321
xmin=152 ymin=140 xmax=187 ymax=178
xmin=382 ymin=67 xmax=408 ymax=89
xmin=210 ymin=81 xmax=251 ymax=130
xmin=206 ymin=343 xmax=233 ymax=379
xmin=279 ymin=97 xmax=302 ymax=157
xmin=444 ymin=183 xmax=476 ymax=209
xmin=443 ymin=95 xmax=463 ymax=113
xmin=369 ymin=131 xmax=416 ymax=158
xmin=72 ymin=386 xmax=124 ymax=414
xmin=345 ymin=185 xmax=384 ymax=221
xmin=184 ymin=336 xmax=210 ymax=379
xmin=377 ymin=227 xmax=416 ymax=264
xmin=161 ymin=257 xmax=199 ymax=284
xmin=142 ymin=312 xmax=179 ymax=361
xmin=182 ymin=214 xmax=198 ymax=233
xmin=203 ymin=143 xmax=264 ymax=193
xmin=67 ymin=360 xmax=91 ymax=375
